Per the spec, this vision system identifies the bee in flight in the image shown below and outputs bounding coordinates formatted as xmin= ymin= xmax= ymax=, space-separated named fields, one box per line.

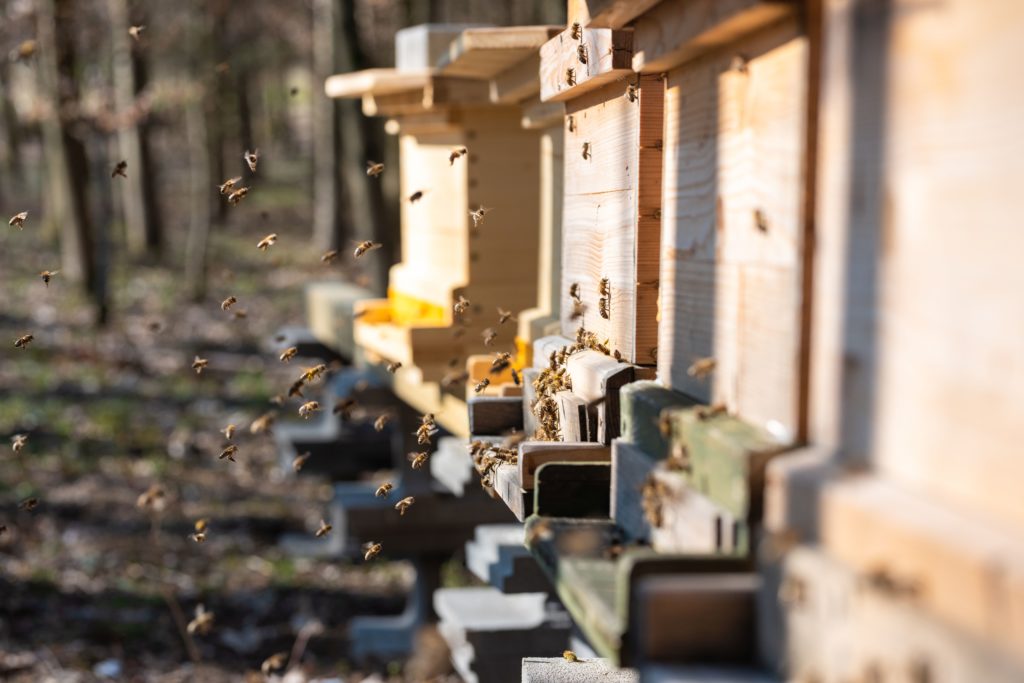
xmin=686 ymin=356 xmax=717 ymax=380
xmin=408 ymin=451 xmax=428 ymax=469
xmin=18 ymin=497 xmax=39 ymax=511
xmin=298 ymin=401 xmax=320 ymax=419
xmin=256 ymin=233 xmax=277 ymax=251
xmin=218 ymin=176 xmax=242 ymax=195
xmin=192 ymin=356 xmax=208 ymax=374
xmin=14 ymin=334 xmax=33 ymax=349
xmin=136 ymin=484 xmax=165 ymax=510
xmin=497 ymin=307 xmax=515 ymax=325
xmin=481 ymin=327 xmax=497 ymax=346
xmin=128 ymin=25 xmax=145 ymax=41
xmin=187 ymin=605 xmax=214 ymax=635
xmin=8 ymin=211 xmax=28 ymax=229
xmin=279 ymin=346 xmax=297 ymax=363
xmin=375 ymin=482 xmax=393 ymax=498
xmin=353 ymin=240 xmax=382 ymax=258
xmin=220 ymin=296 xmax=237 ymax=311
xmin=11 ymin=434 xmax=27 ymax=453
xmin=38 ymin=270 xmax=59 ymax=287
xmin=219 ymin=444 xmax=238 ymax=462
xmin=111 ymin=160 xmax=128 ymax=178
xmin=227 ymin=186 xmax=249 ymax=205
xmin=449 ymin=147 xmax=467 ymax=165
xmin=321 ymin=250 xmax=338 ymax=264
xmin=469 ymin=206 xmax=492 ymax=228
xmin=474 ymin=377 xmax=490 ymax=394
xmin=363 ymin=541 xmax=382 ymax=561
xmin=191 ymin=519 xmax=208 ymax=544
xmin=408 ymin=190 xmax=426 ymax=203
xmin=292 ymin=451 xmax=311 ymax=471
xmin=453 ymin=295 xmax=470 ymax=315
xmin=366 ymin=161 xmax=384 ymax=177
xmin=511 ymin=368 xmax=521 ymax=386
xmin=394 ymin=496 xmax=415 ymax=516
xmin=244 ymin=149 xmax=260 ymax=172
xmin=374 ymin=414 xmax=391 ymax=432
xmin=250 ymin=411 xmax=276 ymax=435
xmin=386 ymin=361 xmax=402 ymax=373
xmin=491 ymin=351 xmax=511 ymax=372
xmin=221 ymin=424 xmax=236 ymax=440
xmin=261 ymin=653 xmax=287 ymax=677
xmin=315 ymin=518 xmax=332 ymax=538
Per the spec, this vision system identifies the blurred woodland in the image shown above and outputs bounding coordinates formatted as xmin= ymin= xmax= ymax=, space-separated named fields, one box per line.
xmin=0 ymin=0 xmax=563 ymax=681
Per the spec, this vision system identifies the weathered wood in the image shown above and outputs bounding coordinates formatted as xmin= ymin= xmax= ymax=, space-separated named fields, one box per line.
xmin=438 ymin=26 xmax=560 ymax=79
xmin=647 ymin=466 xmax=744 ymax=556
xmin=762 ymin=446 xmax=838 ymax=542
xmin=619 ymin=381 xmax=697 ymax=460
xmin=534 ymin=462 xmax=611 ymax=518
xmin=519 ymin=441 xmax=610 ymax=489
xmin=325 ymin=68 xmax=432 ymax=99
xmin=468 ymin=396 xmax=524 ymax=435
xmin=566 ymin=350 xmax=634 ymax=443
xmin=611 ymin=439 xmax=657 ymax=543
xmin=490 ymin=54 xmax=543 ymax=104
xmin=568 ymin=0 xmax=665 ymax=29
xmin=657 ymin=21 xmax=808 ymax=438
xmin=539 ymin=27 xmax=634 ymax=103
xmin=396 ymin=23 xmax=486 ymax=70
xmin=821 ymin=475 xmax=1024 ymax=657
xmin=494 ymin=462 xmax=530 ymax=522
xmin=555 ymin=390 xmax=589 ymax=442
xmin=423 ymin=76 xmax=492 ymax=107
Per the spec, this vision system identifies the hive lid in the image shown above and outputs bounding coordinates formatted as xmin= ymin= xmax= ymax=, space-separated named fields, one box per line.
xmin=437 ymin=25 xmax=562 ymax=79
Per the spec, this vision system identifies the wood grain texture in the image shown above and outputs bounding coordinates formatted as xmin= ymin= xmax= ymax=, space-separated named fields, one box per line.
xmin=325 ymin=68 xmax=431 ymax=98
xmin=519 ymin=440 xmax=610 ymax=489
xmin=438 ymin=26 xmax=560 ymax=79
xmin=566 ymin=349 xmax=634 ymax=443
xmin=539 ymin=26 xmax=634 ymax=103
xmin=555 ymin=389 xmax=589 ymax=442
xmin=568 ymin=0 xmax=665 ymax=29
xmin=657 ymin=22 xmax=808 ymax=439
xmin=468 ymin=396 xmax=525 ymax=435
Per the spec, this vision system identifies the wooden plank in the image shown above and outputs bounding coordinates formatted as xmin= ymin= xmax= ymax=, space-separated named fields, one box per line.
xmin=533 ymin=335 xmax=574 ymax=369
xmin=821 ymin=476 xmax=1024 ymax=657
xmin=520 ymin=100 xmax=565 ymax=130
xmin=521 ymin=367 xmax=541 ymax=436
xmin=539 ymin=26 xmax=634 ymax=103
xmin=657 ymin=22 xmax=808 ymax=438
xmin=362 ymin=88 xmax=429 ymax=117
xmin=619 ymin=381 xmax=698 ymax=460
xmin=396 ymin=23 xmax=487 ymax=70
xmin=439 ymin=26 xmax=560 ymax=79
xmin=762 ymin=446 xmax=838 ymax=542
xmin=568 ymin=0 xmax=665 ymax=29
xmin=648 ymin=466 xmax=745 ymax=556
xmin=467 ymin=396 xmax=524 ymax=435
xmin=325 ymin=68 xmax=431 ymax=99
xmin=493 ymin=462 xmax=529 ymax=521
xmin=490 ymin=54 xmax=543 ymax=104
xmin=611 ymin=438 xmax=658 ymax=543
xmin=632 ymin=0 xmax=796 ymax=73
xmin=559 ymin=76 xmax=663 ymax=364
xmin=423 ymin=76 xmax=492 ymax=107
xmin=519 ymin=440 xmax=611 ymax=489
xmin=534 ymin=462 xmax=612 ymax=518
xmin=566 ymin=349 xmax=634 ymax=443
xmin=555 ymin=390 xmax=589 ymax=442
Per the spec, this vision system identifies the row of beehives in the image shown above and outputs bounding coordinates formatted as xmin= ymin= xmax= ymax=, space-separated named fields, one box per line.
xmin=298 ymin=1 xmax=1024 ymax=681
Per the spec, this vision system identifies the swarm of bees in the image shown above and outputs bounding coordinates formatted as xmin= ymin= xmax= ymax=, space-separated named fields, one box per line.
xmin=353 ymin=240 xmax=381 ymax=258
xmin=448 ymin=147 xmax=467 ymax=165
xmin=469 ymin=440 xmax=518 ymax=489
xmin=38 ymin=270 xmax=58 ymax=287
xmin=111 ymin=160 xmax=128 ymax=178
xmin=8 ymin=211 xmax=28 ymax=229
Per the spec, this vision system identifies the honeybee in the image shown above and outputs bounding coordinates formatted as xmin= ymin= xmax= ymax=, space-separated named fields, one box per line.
xmin=641 ymin=474 xmax=669 ymax=527
xmin=220 ymin=296 xmax=237 ymax=311
xmin=582 ymin=141 xmax=591 ymax=159
xmin=191 ymin=356 xmax=208 ymax=374
xmin=190 ymin=518 xmax=207 ymax=543
xmin=569 ymin=282 xmax=581 ymax=303
xmin=217 ymin=176 xmax=242 ymax=195
xmin=135 ymin=484 xmax=165 ymax=510
xmin=13 ymin=333 xmax=32 ymax=349
xmin=111 ymin=160 xmax=128 ymax=178
xmin=219 ymin=444 xmax=238 ymax=461
xmin=394 ymin=496 xmax=415 ymax=516
xmin=441 ymin=370 xmax=469 ymax=389
xmin=320 ymin=249 xmax=339 ymax=265
xmin=250 ymin=411 xmax=277 ymax=434
xmin=469 ymin=206 xmax=492 ymax=227
xmin=256 ymin=233 xmax=277 ymax=250
xmin=687 ymin=356 xmax=716 ymax=380
xmin=292 ymin=451 xmax=311 ymax=471
xmin=577 ymin=44 xmax=588 ymax=64
xmin=563 ymin=650 xmax=580 ymax=663
xmin=511 ymin=368 xmax=521 ymax=386
xmin=8 ymin=211 xmax=28 ymax=229
xmin=300 ymin=363 xmax=327 ymax=383
xmin=244 ymin=149 xmax=259 ymax=172
xmin=261 ymin=653 xmax=288 ymax=676
xmin=221 ymin=424 xmax=236 ymax=440
xmin=279 ymin=346 xmax=297 ymax=363
xmin=491 ymin=351 xmax=511 ymax=371
xmin=408 ymin=190 xmax=425 ymax=203
xmin=373 ymin=414 xmax=391 ymax=432
xmin=408 ymin=451 xmax=428 ymax=469
xmin=453 ymin=295 xmax=470 ymax=315
xmin=570 ymin=22 xmax=582 ymax=40
xmin=449 ymin=147 xmax=468 ymax=165
xmin=194 ymin=518 xmax=208 ymax=534
xmin=12 ymin=434 xmax=27 ymax=453
xmin=481 ymin=327 xmax=497 ymax=346
xmin=474 ymin=377 xmax=490 ymax=394
xmin=696 ymin=402 xmax=728 ymax=420
xmin=287 ymin=379 xmax=305 ymax=398
xmin=415 ymin=423 xmax=436 ymax=446
xmin=567 ymin=115 xmax=575 ymax=132
xmin=12 ymin=40 xmax=37 ymax=62
xmin=353 ymin=240 xmax=382 ymax=258
xmin=228 ymin=186 xmax=249 ymax=205
xmin=18 ymin=497 xmax=39 ymax=511
xmin=599 ymin=297 xmax=610 ymax=319
xmin=386 ymin=361 xmax=402 ymax=373
xmin=315 ymin=518 xmax=332 ymax=537
xmin=366 ymin=161 xmax=384 ymax=177
xmin=754 ymin=208 xmax=769 ymax=233
xmin=613 ymin=349 xmax=623 ymax=362
xmin=626 ymin=82 xmax=638 ymax=102
xmin=298 ymin=401 xmax=320 ymax=419
xmin=363 ymin=541 xmax=382 ymax=561
xmin=566 ymin=67 xmax=576 ymax=86
xmin=38 ymin=270 xmax=59 ymax=287
xmin=375 ymin=482 xmax=393 ymax=498
xmin=187 ymin=604 xmax=214 ymax=635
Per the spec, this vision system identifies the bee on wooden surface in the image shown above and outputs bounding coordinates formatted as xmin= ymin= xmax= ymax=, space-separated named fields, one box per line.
xmin=279 ymin=346 xmax=297 ymax=363
xmin=386 ymin=361 xmax=402 ymax=373
xmin=128 ymin=25 xmax=145 ymax=40
xmin=599 ymin=297 xmax=610 ymax=319
xmin=111 ymin=160 xmax=128 ymax=178
xmin=136 ymin=484 xmax=165 ymax=510
xmin=565 ymin=67 xmax=576 ymax=86
xmin=287 ymin=378 xmax=305 ymax=398
xmin=474 ymin=377 xmax=490 ymax=394
xmin=315 ymin=518 xmax=332 ymax=538
xmin=321 ymin=249 xmax=339 ymax=264
xmin=408 ymin=190 xmax=425 ymax=203
xmin=569 ymin=282 xmax=581 ymax=303
xmin=627 ymin=82 xmax=638 ymax=102
xmin=567 ymin=115 xmax=575 ymax=133
xmin=298 ymin=400 xmax=320 ymax=419
xmin=366 ymin=161 xmax=384 ymax=177
xmin=408 ymin=451 xmax=429 ymax=469
xmin=754 ymin=208 xmax=770 ymax=233
xmin=261 ymin=653 xmax=288 ymax=677
xmin=469 ymin=206 xmax=492 ymax=228
xmin=227 ymin=186 xmax=249 ymax=205
xmin=496 ymin=307 xmax=516 ymax=325
xmin=220 ymin=295 xmax=237 ymax=311
xmin=300 ymin=363 xmax=327 ymax=383
xmin=12 ymin=434 xmax=27 ymax=453
xmin=256 ymin=233 xmax=276 ymax=251
xmin=582 ymin=141 xmax=591 ymax=159
xmin=217 ymin=176 xmax=242 ymax=195
xmin=373 ymin=414 xmax=391 ymax=432
xmin=250 ymin=411 xmax=277 ymax=434
xmin=570 ymin=22 xmax=582 ymax=40
xmin=441 ymin=369 xmax=469 ymax=389
xmin=219 ymin=444 xmax=238 ymax=462
xmin=641 ymin=474 xmax=669 ymax=527
xmin=394 ymin=496 xmax=415 ymax=516
xmin=449 ymin=147 xmax=468 ymax=165
xmin=221 ymin=424 xmax=236 ymax=440
xmin=363 ymin=541 xmax=382 ymax=561
xmin=598 ymin=277 xmax=610 ymax=297
xmin=375 ymin=482 xmax=393 ymax=498
xmin=18 ymin=497 xmax=39 ymax=511
xmin=292 ymin=451 xmax=311 ymax=471
xmin=191 ymin=356 xmax=208 ymax=374
xmin=9 ymin=211 xmax=28 ymax=229
xmin=482 ymin=327 xmax=497 ymax=346
xmin=687 ymin=356 xmax=716 ymax=380
xmin=187 ymin=604 xmax=214 ymax=635
xmin=577 ymin=44 xmax=588 ymax=64
xmin=353 ymin=240 xmax=382 ymax=258
xmin=613 ymin=349 xmax=623 ymax=362
xmin=244 ymin=149 xmax=260 ymax=172
xmin=511 ymin=368 xmax=521 ymax=386
xmin=491 ymin=351 xmax=512 ymax=371
xmin=696 ymin=402 xmax=727 ymax=420
xmin=563 ymin=650 xmax=580 ymax=663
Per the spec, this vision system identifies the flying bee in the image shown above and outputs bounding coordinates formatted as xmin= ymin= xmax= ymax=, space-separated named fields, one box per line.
xmin=234 ymin=309 xmax=249 ymax=320
xmin=474 ymin=377 xmax=490 ymax=394
xmin=128 ymin=25 xmax=145 ymax=40
xmin=496 ymin=307 xmax=516 ymax=325
xmin=408 ymin=190 xmax=425 ymax=203
xmin=315 ymin=518 xmax=332 ymax=538
xmin=566 ymin=67 xmax=576 ymax=86
xmin=191 ymin=356 xmax=208 ymax=374
xmin=481 ymin=327 xmax=497 ymax=346
xmin=366 ymin=161 xmax=384 ymax=177
xmin=408 ymin=451 xmax=428 ymax=469
xmin=511 ymin=368 xmax=521 ymax=386
xmin=469 ymin=206 xmax=492 ymax=228
xmin=449 ymin=147 xmax=468 ymax=165
xmin=394 ymin=496 xmax=415 ymax=516
xmin=687 ymin=356 xmax=717 ymax=380
xmin=221 ymin=424 xmax=236 ymax=440
xmin=375 ymin=482 xmax=393 ymax=498
xmin=136 ymin=484 xmax=165 ymax=510
xmin=18 ymin=497 xmax=38 ymax=511
xmin=298 ymin=401 xmax=320 ymax=419
xmin=569 ymin=282 xmax=581 ymax=303
xmin=386 ymin=361 xmax=402 ymax=373
xmin=599 ymin=297 xmax=610 ymax=319
xmin=190 ymin=526 xmax=207 ymax=544
xmin=220 ymin=296 xmax=237 ymax=311
xmin=415 ymin=424 xmax=436 ymax=446
xmin=491 ymin=351 xmax=512 ymax=370
xmin=373 ymin=414 xmax=391 ymax=432
xmin=453 ymin=295 xmax=470 ymax=315
xmin=441 ymin=370 xmax=469 ymax=389
xmin=563 ymin=650 xmax=580 ymax=663
xmin=577 ymin=44 xmax=588 ymax=64
xmin=353 ymin=240 xmax=382 ymax=258
xmin=287 ymin=379 xmax=305 ymax=398
xmin=279 ymin=346 xmax=298 ymax=363
xmin=250 ymin=411 xmax=276 ymax=434
xmin=244 ymin=149 xmax=260 ymax=172
xmin=12 ymin=434 xmax=27 ymax=453
xmin=292 ymin=451 xmax=311 ymax=471
xmin=8 ymin=211 xmax=28 ymax=229
xmin=256 ymin=233 xmax=277 ymax=250
xmin=217 ymin=176 xmax=242 ymax=195
xmin=363 ymin=541 xmax=382 ymax=561
xmin=261 ymin=653 xmax=287 ymax=676
xmin=570 ymin=22 xmax=582 ymax=39
xmin=627 ymin=82 xmax=639 ymax=102
xmin=37 ymin=270 xmax=59 ymax=288
xmin=194 ymin=518 xmax=208 ymax=534
xmin=13 ymin=334 xmax=32 ymax=351
xmin=111 ymin=160 xmax=128 ymax=178
xmin=421 ymin=413 xmax=436 ymax=428
xmin=321 ymin=249 xmax=339 ymax=265
xmin=227 ymin=186 xmax=249 ymax=205
xmin=187 ymin=605 xmax=214 ymax=635
xmin=12 ymin=40 xmax=37 ymax=62
xmin=219 ymin=444 xmax=238 ymax=461
xmin=300 ymin=363 xmax=327 ymax=383
xmin=582 ymin=141 xmax=591 ymax=159
xmin=754 ymin=208 xmax=770 ymax=233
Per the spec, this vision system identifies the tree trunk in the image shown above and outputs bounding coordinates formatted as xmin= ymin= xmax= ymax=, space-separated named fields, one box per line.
xmin=311 ymin=0 xmax=343 ymax=252
xmin=0 ymin=63 xmax=23 ymax=206
xmin=184 ymin=96 xmax=212 ymax=303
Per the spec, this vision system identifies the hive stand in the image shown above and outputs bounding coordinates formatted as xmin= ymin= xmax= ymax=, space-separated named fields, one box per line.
xmin=303 ymin=280 xmax=376 ymax=361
